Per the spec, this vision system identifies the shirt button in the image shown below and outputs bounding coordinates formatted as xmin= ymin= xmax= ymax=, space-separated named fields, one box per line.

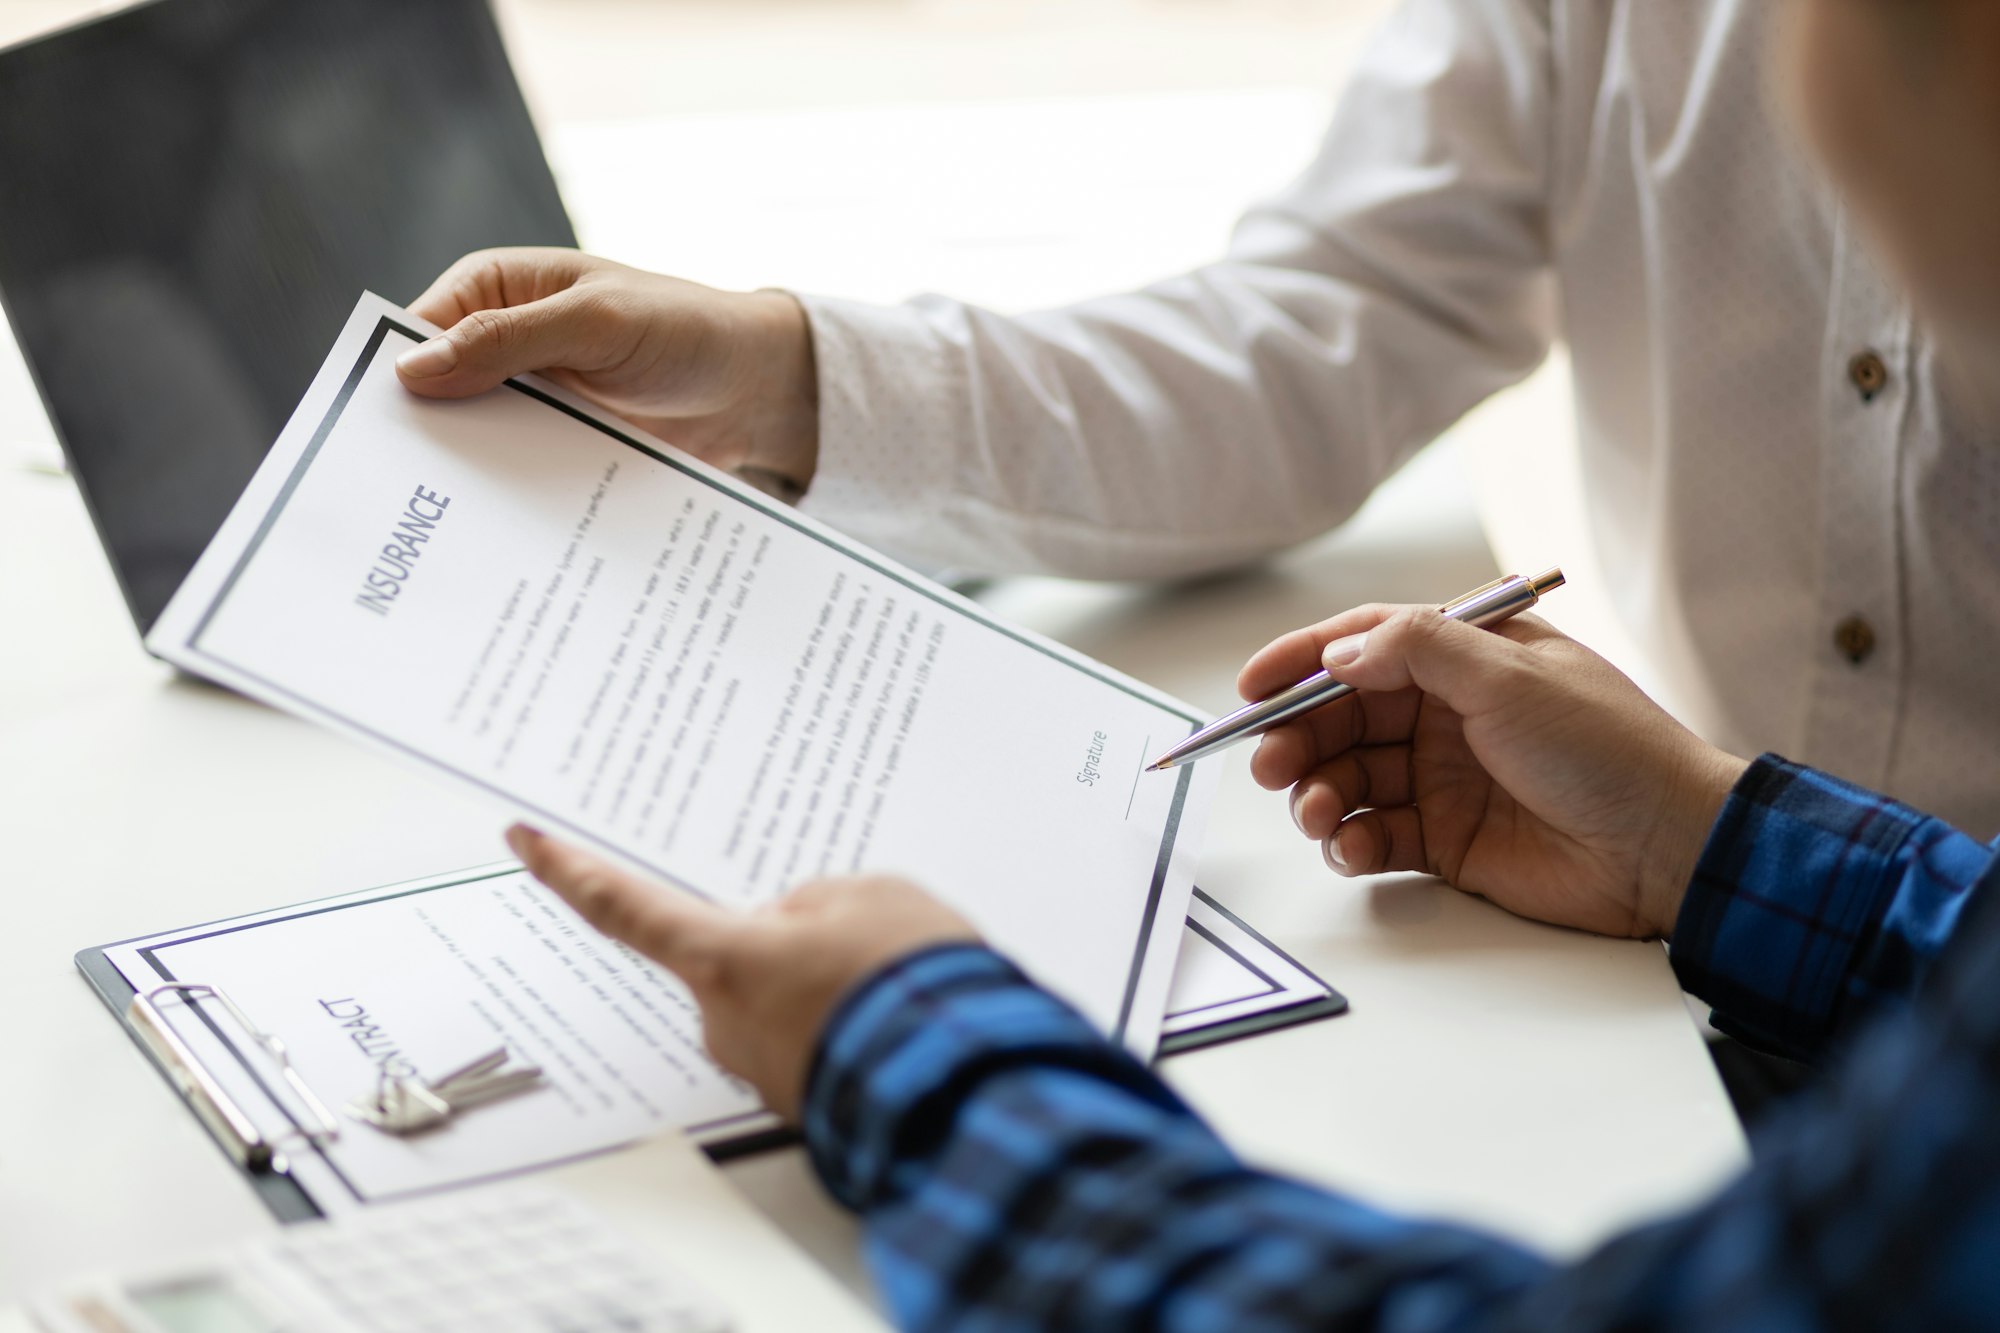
xmin=1848 ymin=350 xmax=1889 ymax=402
xmin=1833 ymin=615 xmax=1878 ymax=665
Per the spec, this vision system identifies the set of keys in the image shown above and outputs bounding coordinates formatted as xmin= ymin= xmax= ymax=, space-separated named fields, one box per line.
xmin=346 ymin=1046 xmax=546 ymax=1135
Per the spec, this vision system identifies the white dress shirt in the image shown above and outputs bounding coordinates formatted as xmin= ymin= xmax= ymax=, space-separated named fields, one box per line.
xmin=793 ymin=0 xmax=2000 ymax=838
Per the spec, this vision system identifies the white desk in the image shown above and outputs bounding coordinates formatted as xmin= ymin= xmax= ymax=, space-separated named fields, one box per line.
xmin=0 ymin=91 xmax=1745 ymax=1325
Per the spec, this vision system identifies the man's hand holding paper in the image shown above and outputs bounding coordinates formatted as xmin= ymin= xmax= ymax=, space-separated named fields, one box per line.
xmin=395 ymin=248 xmax=821 ymax=493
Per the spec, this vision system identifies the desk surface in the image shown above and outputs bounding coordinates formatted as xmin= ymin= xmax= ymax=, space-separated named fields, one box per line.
xmin=0 ymin=92 xmax=1744 ymax=1326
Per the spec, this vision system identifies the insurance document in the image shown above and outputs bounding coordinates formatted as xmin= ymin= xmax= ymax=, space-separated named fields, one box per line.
xmin=149 ymin=293 xmax=1213 ymax=1058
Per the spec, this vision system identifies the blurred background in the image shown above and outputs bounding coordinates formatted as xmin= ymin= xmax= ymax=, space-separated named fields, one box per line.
xmin=0 ymin=1 xmax=1402 ymax=116
xmin=0 ymin=0 xmax=1608 ymax=676
xmin=2 ymin=0 xmax=1431 ymax=327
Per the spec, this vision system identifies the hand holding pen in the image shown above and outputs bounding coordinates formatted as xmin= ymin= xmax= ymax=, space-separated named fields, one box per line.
xmin=1149 ymin=570 xmax=1567 ymax=771
xmin=1216 ymin=576 xmax=1751 ymax=940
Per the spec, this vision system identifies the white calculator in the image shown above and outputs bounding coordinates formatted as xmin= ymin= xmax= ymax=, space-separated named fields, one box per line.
xmin=31 ymin=1188 xmax=733 ymax=1333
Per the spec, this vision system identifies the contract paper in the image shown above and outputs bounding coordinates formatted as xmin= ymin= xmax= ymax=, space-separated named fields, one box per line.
xmin=103 ymin=867 xmax=781 ymax=1212
xmin=149 ymin=294 xmax=1213 ymax=1061
xmin=96 ymin=867 xmax=1334 ymax=1212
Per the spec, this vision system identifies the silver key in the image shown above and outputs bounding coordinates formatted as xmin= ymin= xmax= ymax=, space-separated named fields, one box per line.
xmin=433 ymin=1065 xmax=547 ymax=1113
xmin=347 ymin=1046 xmax=545 ymax=1135
xmin=348 ymin=1076 xmax=451 ymax=1134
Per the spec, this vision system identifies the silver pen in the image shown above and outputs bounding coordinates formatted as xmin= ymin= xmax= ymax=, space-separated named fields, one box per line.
xmin=1146 ymin=567 xmax=1566 ymax=772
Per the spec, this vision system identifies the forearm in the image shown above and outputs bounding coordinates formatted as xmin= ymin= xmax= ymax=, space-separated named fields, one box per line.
xmin=796 ymin=279 xmax=1492 ymax=580
xmin=804 ymin=946 xmax=1552 ymax=1331
xmin=807 ymin=897 xmax=2000 ymax=1331
xmin=794 ymin=0 xmax=1557 ymax=580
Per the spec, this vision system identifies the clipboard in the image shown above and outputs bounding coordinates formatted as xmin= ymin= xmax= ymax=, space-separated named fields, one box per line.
xmin=78 ymin=872 xmax=1343 ymax=1222
xmin=76 ymin=955 xmax=334 ymax=1222
xmin=1159 ymin=889 xmax=1349 ymax=1056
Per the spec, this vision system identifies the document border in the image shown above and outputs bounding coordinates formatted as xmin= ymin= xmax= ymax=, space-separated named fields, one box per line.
xmin=175 ymin=316 xmax=1197 ymax=1046
xmin=1170 ymin=919 xmax=1285 ymax=1019
xmin=1155 ymin=889 xmax=1349 ymax=1056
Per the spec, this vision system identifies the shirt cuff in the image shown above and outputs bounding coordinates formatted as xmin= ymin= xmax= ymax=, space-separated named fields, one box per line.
xmin=800 ymin=942 xmax=1114 ymax=1212
xmin=1671 ymin=755 xmax=1936 ymax=1057
xmin=789 ymin=292 xmax=970 ymax=558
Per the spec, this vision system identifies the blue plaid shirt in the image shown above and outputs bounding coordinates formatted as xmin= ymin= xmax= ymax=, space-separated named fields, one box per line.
xmin=801 ymin=757 xmax=2000 ymax=1331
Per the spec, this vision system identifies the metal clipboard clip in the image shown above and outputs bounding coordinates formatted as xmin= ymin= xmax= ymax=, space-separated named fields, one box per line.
xmin=128 ymin=982 xmax=341 ymax=1173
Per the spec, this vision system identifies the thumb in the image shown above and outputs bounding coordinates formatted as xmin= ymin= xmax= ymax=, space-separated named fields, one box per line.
xmin=396 ymin=291 xmax=626 ymax=398
xmin=1328 ymin=607 xmax=1543 ymax=720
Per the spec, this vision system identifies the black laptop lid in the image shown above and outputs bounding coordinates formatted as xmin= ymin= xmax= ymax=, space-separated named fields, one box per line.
xmin=0 ymin=0 xmax=577 ymax=633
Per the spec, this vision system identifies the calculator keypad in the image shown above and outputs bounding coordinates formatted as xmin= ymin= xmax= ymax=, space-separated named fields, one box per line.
xmin=268 ymin=1191 xmax=731 ymax=1332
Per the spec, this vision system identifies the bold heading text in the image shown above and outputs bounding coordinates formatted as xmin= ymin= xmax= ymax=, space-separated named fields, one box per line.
xmin=355 ymin=485 xmax=453 ymax=616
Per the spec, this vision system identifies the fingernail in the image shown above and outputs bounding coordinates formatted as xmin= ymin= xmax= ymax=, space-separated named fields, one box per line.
xmin=1323 ymin=833 xmax=1348 ymax=873
xmin=1322 ymin=632 xmax=1368 ymax=670
xmin=505 ymin=823 xmax=542 ymax=858
xmin=397 ymin=336 xmax=458 ymax=378
xmin=1290 ymin=785 xmax=1308 ymax=835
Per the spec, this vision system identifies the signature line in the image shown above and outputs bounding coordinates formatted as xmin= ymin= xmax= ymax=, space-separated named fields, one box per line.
xmin=1124 ymin=733 xmax=1152 ymax=821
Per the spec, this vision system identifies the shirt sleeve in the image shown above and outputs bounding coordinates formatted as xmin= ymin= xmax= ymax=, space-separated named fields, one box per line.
xmin=801 ymin=944 xmax=1550 ymax=1331
xmin=803 ymin=879 xmax=2000 ymax=1332
xmin=792 ymin=0 xmax=1558 ymax=580
xmin=1669 ymin=754 xmax=1996 ymax=1064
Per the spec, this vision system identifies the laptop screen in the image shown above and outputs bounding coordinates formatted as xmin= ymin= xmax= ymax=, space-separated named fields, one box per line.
xmin=0 ymin=0 xmax=576 ymax=633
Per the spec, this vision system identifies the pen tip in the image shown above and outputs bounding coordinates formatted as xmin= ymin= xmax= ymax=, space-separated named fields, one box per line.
xmin=1145 ymin=759 xmax=1170 ymax=772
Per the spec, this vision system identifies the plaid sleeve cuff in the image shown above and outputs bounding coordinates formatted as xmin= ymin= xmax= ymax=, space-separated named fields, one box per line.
xmin=800 ymin=943 xmax=1118 ymax=1211
xmin=1671 ymin=755 xmax=1987 ymax=1059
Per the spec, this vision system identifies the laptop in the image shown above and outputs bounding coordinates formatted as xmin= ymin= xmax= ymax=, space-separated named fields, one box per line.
xmin=0 ymin=0 xmax=577 ymax=635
